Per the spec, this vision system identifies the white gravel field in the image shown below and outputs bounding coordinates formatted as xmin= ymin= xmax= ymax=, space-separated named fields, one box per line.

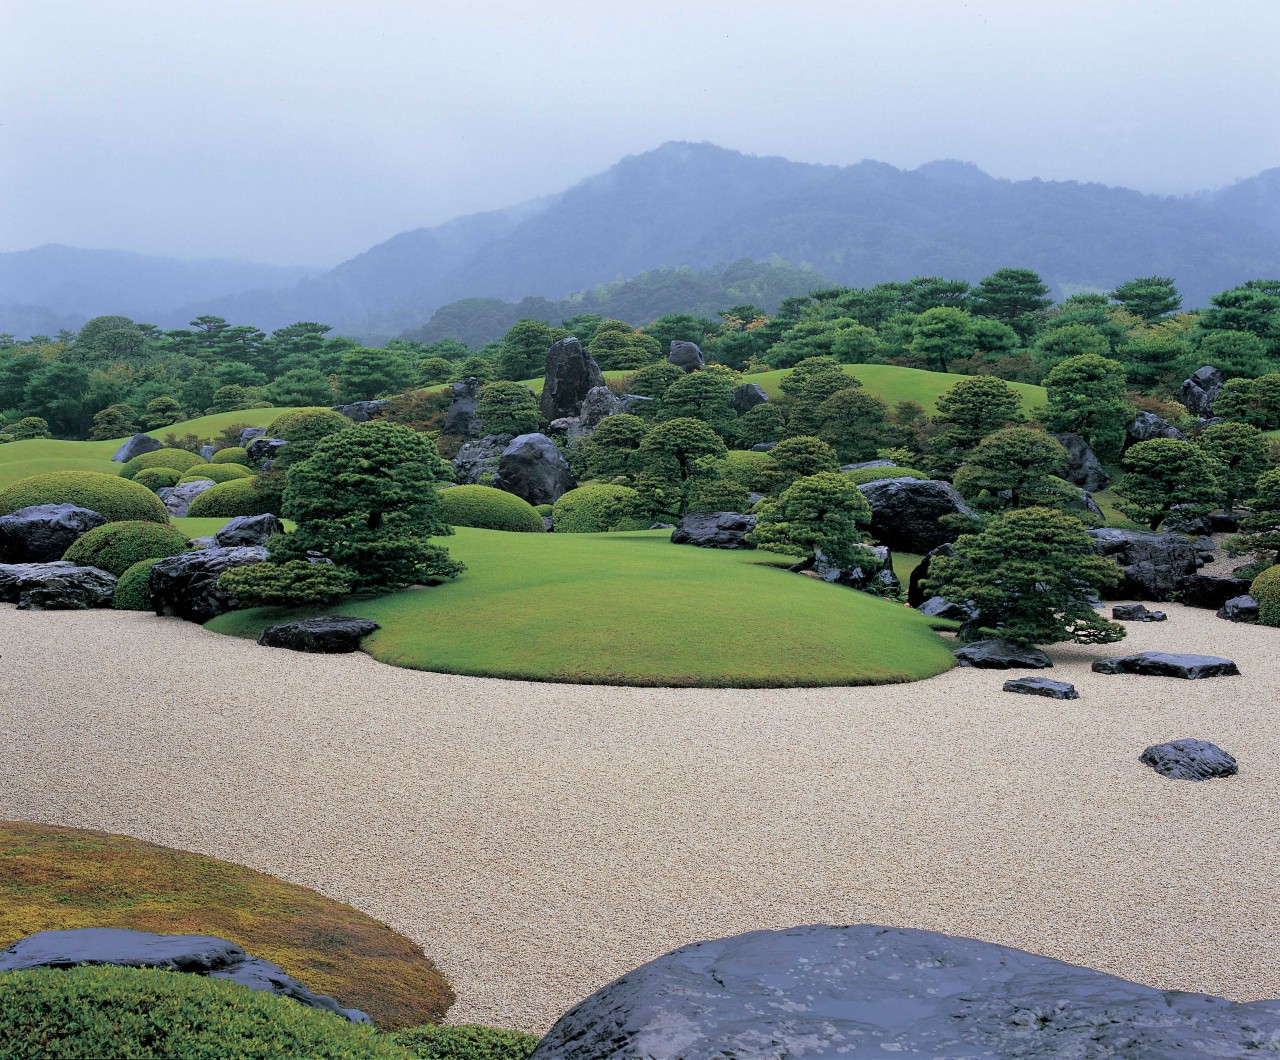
xmin=0 ymin=602 xmax=1276 ymax=1032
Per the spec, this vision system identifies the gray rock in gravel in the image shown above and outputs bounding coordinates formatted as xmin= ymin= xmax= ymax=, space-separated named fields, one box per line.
xmin=1092 ymin=652 xmax=1241 ymax=679
xmin=0 ymin=928 xmax=370 ymax=1024
xmin=1140 ymin=738 xmax=1238 ymax=781
xmin=214 ymin=514 xmax=284 ymax=548
xmin=258 ymin=615 xmax=380 ymax=653
xmin=1217 ymin=594 xmax=1259 ymax=623
xmin=541 ymin=338 xmax=605 ymax=421
xmin=0 ymin=561 xmax=116 ymax=610
xmin=111 ymin=433 xmax=163 ymax=463
xmin=1180 ymin=365 xmax=1225 ymax=417
xmin=149 ymin=546 xmax=269 ymax=623
xmin=493 ymin=433 xmax=576 ymax=506
xmin=953 ymin=639 xmax=1053 ymax=669
xmin=1003 ymin=676 xmax=1079 ymax=700
xmin=857 ymin=478 xmax=974 ymax=554
xmin=670 ymin=512 xmax=756 ymax=550
xmin=529 ymin=923 xmax=1280 ymax=1060
xmin=0 ymin=504 xmax=107 ymax=563
xmin=730 ymin=383 xmax=768 ymax=415
xmin=1087 ymin=528 xmax=1198 ymax=600
xmin=1112 ymin=603 xmax=1167 ymax=622
xmin=158 ymin=479 xmax=216 ymax=518
xmin=667 ymin=340 xmax=705 ymax=372
xmin=1052 ymin=432 xmax=1110 ymax=492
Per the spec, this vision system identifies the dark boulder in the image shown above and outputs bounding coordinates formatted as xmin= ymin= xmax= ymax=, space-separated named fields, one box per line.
xmin=110 ymin=433 xmax=162 ymax=463
xmin=214 ymin=514 xmax=284 ymax=548
xmin=198 ymin=444 xmax=216 ymax=460
xmin=442 ymin=376 xmax=482 ymax=438
xmin=0 ymin=561 xmax=116 ymax=610
xmin=0 ymin=928 xmax=370 ymax=1024
xmin=330 ymin=399 xmax=387 ymax=422
xmin=540 ymin=338 xmax=604 ymax=421
xmin=149 ymin=546 xmax=269 ymax=623
xmin=1087 ymin=528 xmax=1198 ymax=600
xmin=667 ymin=340 xmax=704 ymax=372
xmin=238 ymin=426 xmax=266 ymax=447
xmin=917 ymin=595 xmax=977 ymax=622
xmin=1125 ymin=410 xmax=1186 ymax=449
xmin=157 ymin=479 xmax=216 ymax=518
xmin=1140 ymin=739 xmax=1238 ymax=781
xmin=906 ymin=542 xmax=952 ymax=607
xmin=1178 ymin=572 xmax=1253 ymax=610
xmin=258 ymin=615 xmax=380 ymax=653
xmin=1217 ymin=594 xmax=1259 ymax=623
xmin=0 ymin=504 xmax=107 ymax=563
xmin=857 ymin=478 xmax=974 ymax=554
xmin=1052 ymin=432 xmax=1109 ymax=492
xmin=730 ymin=383 xmax=768 ymax=415
xmin=451 ymin=433 xmax=513 ymax=485
xmin=953 ymin=639 xmax=1053 ymax=669
xmin=1112 ymin=603 xmax=1167 ymax=622
xmin=528 ymin=923 xmax=1280 ymax=1060
xmin=749 ymin=441 xmax=778 ymax=452
xmin=1209 ymin=511 xmax=1241 ymax=533
xmin=1092 ymin=652 xmax=1241 ymax=679
xmin=578 ymin=386 xmax=624 ymax=429
xmin=493 ymin=433 xmax=575 ymax=506
xmin=670 ymin=512 xmax=756 ymax=550
xmin=245 ymin=437 xmax=288 ymax=468
xmin=812 ymin=545 xmax=899 ymax=594
xmin=1180 ymin=365 xmax=1225 ymax=417
xmin=1057 ymin=483 xmax=1105 ymax=526
xmin=1003 ymin=676 xmax=1079 ymax=700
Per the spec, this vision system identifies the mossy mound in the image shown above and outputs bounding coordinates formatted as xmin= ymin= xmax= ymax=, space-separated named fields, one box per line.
xmin=551 ymin=484 xmax=643 ymax=533
xmin=842 ymin=466 xmax=929 ymax=486
xmin=119 ymin=448 xmax=207 ymax=480
xmin=211 ymin=446 xmax=251 ymax=465
xmin=0 ymin=471 xmax=169 ymax=523
xmin=390 ymin=1023 xmax=540 ymax=1059
xmin=62 ymin=520 xmax=189 ymax=576
xmin=440 ymin=485 xmax=545 ymax=532
xmin=186 ymin=477 xmax=282 ymax=518
xmin=112 ymin=557 xmax=163 ymax=610
xmin=1251 ymin=564 xmax=1280 ymax=626
xmin=133 ymin=467 xmax=183 ymax=492
xmin=179 ymin=462 xmax=253 ymax=484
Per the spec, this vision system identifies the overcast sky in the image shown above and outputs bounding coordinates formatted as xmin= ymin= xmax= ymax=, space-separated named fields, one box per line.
xmin=2 ymin=0 xmax=1277 ymax=267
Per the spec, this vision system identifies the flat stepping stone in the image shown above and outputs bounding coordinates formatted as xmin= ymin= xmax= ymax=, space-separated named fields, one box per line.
xmin=953 ymin=639 xmax=1052 ymax=669
xmin=1140 ymin=739 xmax=1238 ymax=781
xmin=1003 ymin=677 xmax=1079 ymax=700
xmin=1092 ymin=652 xmax=1240 ymax=679
xmin=258 ymin=615 xmax=381 ymax=653
xmin=1112 ymin=603 xmax=1167 ymax=622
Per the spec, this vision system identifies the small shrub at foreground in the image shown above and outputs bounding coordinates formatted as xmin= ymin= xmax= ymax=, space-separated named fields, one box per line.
xmin=552 ymin=484 xmax=644 ymax=533
xmin=62 ymin=520 xmax=189 ymax=576
xmin=220 ymin=560 xmax=355 ymax=608
xmin=390 ymin=1022 xmax=540 ymax=1060
xmin=440 ymin=485 xmax=545 ymax=532
xmin=111 ymin=557 xmax=163 ymax=610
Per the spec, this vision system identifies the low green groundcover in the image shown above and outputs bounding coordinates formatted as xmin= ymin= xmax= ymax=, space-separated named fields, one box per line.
xmin=390 ymin=1023 xmax=540 ymax=1059
xmin=62 ymin=520 xmax=189 ymax=576
xmin=440 ymin=485 xmax=545 ymax=532
xmin=0 ymin=471 xmax=169 ymax=523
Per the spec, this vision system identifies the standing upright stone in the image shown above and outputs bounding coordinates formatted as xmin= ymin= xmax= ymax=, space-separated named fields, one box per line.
xmin=443 ymin=376 xmax=483 ymax=438
xmin=1180 ymin=365 xmax=1225 ymax=417
xmin=668 ymin=340 xmax=705 ymax=372
xmin=540 ymin=338 xmax=604 ymax=421
xmin=111 ymin=433 xmax=163 ymax=463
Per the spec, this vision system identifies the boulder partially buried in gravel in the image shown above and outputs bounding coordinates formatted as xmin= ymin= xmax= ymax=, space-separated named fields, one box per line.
xmin=214 ymin=514 xmax=284 ymax=548
xmin=111 ymin=433 xmax=162 ymax=463
xmin=1112 ymin=602 xmax=1167 ymax=622
xmin=1218 ymin=594 xmax=1259 ymax=623
xmin=0 ymin=561 xmax=116 ymax=610
xmin=857 ymin=478 xmax=974 ymax=554
xmin=953 ymin=639 xmax=1052 ymax=669
xmin=1092 ymin=652 xmax=1241 ymax=679
xmin=258 ymin=616 xmax=381 ymax=653
xmin=493 ymin=433 xmax=576 ymax=506
xmin=0 ymin=504 xmax=107 ymax=563
xmin=541 ymin=338 xmax=605 ymax=421
xmin=671 ymin=512 xmax=756 ymax=549
xmin=1178 ymin=572 xmax=1254 ymax=610
xmin=0 ymin=928 xmax=370 ymax=1024
xmin=1003 ymin=676 xmax=1079 ymax=700
xmin=149 ymin=546 xmax=269 ymax=623
xmin=1140 ymin=739 xmax=1238 ymax=781
xmin=528 ymin=924 xmax=1280 ymax=1060
xmin=1087 ymin=528 xmax=1199 ymax=600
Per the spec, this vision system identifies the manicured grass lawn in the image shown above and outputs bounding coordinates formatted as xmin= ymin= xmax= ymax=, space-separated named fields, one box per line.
xmin=208 ymin=527 xmax=955 ymax=687
xmin=0 ymin=821 xmax=452 ymax=1029
xmin=1091 ymin=487 xmax=1144 ymax=530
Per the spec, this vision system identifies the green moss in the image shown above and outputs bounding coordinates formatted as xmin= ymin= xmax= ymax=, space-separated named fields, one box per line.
xmin=440 ymin=485 xmax=545 ymax=532
xmin=211 ymin=446 xmax=251 ymax=465
xmin=118 ymin=448 xmax=206 ymax=480
xmin=133 ymin=467 xmax=183 ymax=492
xmin=186 ymin=477 xmax=282 ymax=518
xmin=551 ymin=484 xmax=643 ymax=533
xmin=178 ymin=462 xmax=253 ymax=484
xmin=1251 ymin=565 xmax=1280 ymax=626
xmin=62 ymin=520 xmax=188 ymax=575
xmin=0 ymin=471 xmax=169 ymax=523
xmin=390 ymin=1024 xmax=539 ymax=1059
xmin=112 ymin=557 xmax=163 ymax=610
xmin=842 ymin=466 xmax=928 ymax=486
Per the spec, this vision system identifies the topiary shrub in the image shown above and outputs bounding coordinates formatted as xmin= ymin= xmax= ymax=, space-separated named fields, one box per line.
xmin=267 ymin=407 xmax=350 ymax=439
xmin=220 ymin=560 xmax=354 ymax=608
xmin=178 ymin=462 xmax=253 ymax=484
xmin=118 ymin=448 xmax=207 ymax=480
xmin=721 ymin=450 xmax=773 ymax=493
xmin=842 ymin=466 xmax=929 ymax=486
xmin=211 ymin=446 xmax=251 ymax=465
xmin=390 ymin=1023 xmax=540 ymax=1059
xmin=552 ymin=484 xmax=643 ymax=533
xmin=1251 ymin=565 xmax=1280 ymax=627
xmin=133 ymin=467 xmax=183 ymax=493
xmin=0 ymin=965 xmax=413 ymax=1060
xmin=440 ymin=485 xmax=545 ymax=532
xmin=0 ymin=471 xmax=169 ymax=523
xmin=111 ymin=557 xmax=163 ymax=610
xmin=534 ymin=503 xmax=553 ymax=518
xmin=63 ymin=520 xmax=189 ymax=575
xmin=186 ymin=476 xmax=283 ymax=518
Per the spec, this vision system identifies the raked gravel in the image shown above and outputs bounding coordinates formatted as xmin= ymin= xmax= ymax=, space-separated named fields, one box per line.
xmin=0 ymin=602 xmax=1276 ymax=1032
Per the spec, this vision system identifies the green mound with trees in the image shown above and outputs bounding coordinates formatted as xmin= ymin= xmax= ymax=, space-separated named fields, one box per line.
xmin=440 ymin=485 xmax=545 ymax=532
xmin=62 ymin=520 xmax=189 ymax=575
xmin=0 ymin=471 xmax=169 ymax=523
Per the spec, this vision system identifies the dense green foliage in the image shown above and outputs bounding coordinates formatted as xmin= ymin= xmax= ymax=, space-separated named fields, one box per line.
xmin=1115 ymin=439 xmax=1222 ymax=530
xmin=1251 ymin=565 xmax=1280 ymax=627
xmin=748 ymin=472 xmax=873 ymax=566
xmin=180 ymin=462 xmax=254 ymax=484
xmin=212 ymin=445 xmax=251 ymax=464
xmin=440 ymin=485 xmax=545 ymax=532
xmin=1196 ymin=421 xmax=1269 ymax=509
xmin=1042 ymin=355 xmax=1134 ymax=460
xmin=220 ymin=560 xmax=356 ymax=608
xmin=118 ymin=447 xmax=206 ymax=480
xmin=952 ymin=427 xmax=1070 ymax=512
xmin=133 ymin=466 xmax=183 ymax=492
xmin=551 ymin=484 xmax=644 ymax=532
xmin=389 ymin=1024 xmax=540 ymax=1060
xmin=0 ymin=470 xmax=169 ymax=522
xmin=186 ymin=476 xmax=283 ymax=517
xmin=474 ymin=382 xmax=542 ymax=436
xmin=111 ymin=557 xmax=163 ymax=610
xmin=842 ymin=466 xmax=928 ymax=485
xmin=62 ymin=520 xmax=189 ymax=575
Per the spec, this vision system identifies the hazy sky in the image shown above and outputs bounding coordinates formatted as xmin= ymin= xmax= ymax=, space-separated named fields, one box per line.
xmin=3 ymin=0 xmax=1277 ymax=266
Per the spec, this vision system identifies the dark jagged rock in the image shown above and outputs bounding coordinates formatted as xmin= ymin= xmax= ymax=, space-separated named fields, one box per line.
xmin=0 ymin=928 xmax=370 ymax=1024
xmin=157 ymin=479 xmax=216 ymax=518
xmin=245 ymin=437 xmax=288 ymax=468
xmin=667 ymin=340 xmax=704 ymax=372
xmin=330 ymin=399 xmax=388 ymax=422
xmin=442 ymin=376 xmax=483 ymax=438
xmin=451 ymin=433 xmax=513 ymax=485
xmin=749 ymin=441 xmax=778 ymax=452
xmin=111 ymin=433 xmax=162 ymax=463
xmin=1125 ymin=410 xmax=1187 ymax=449
xmin=528 ymin=923 xmax=1280 ymax=1060
xmin=1059 ymin=484 xmax=1105 ymax=526
xmin=1180 ymin=365 xmax=1225 ymax=417
xmin=541 ymin=338 xmax=605 ymax=421
xmin=857 ymin=478 xmax=973 ymax=554
xmin=1052 ymin=432 xmax=1110 ymax=492
xmin=0 ymin=504 xmax=107 ymax=563
xmin=1003 ymin=676 xmax=1079 ymax=700
xmin=906 ymin=542 xmax=952 ymax=608
xmin=1092 ymin=652 xmax=1240 ymax=679
xmin=214 ymin=514 xmax=284 ymax=548
xmin=954 ymin=639 xmax=1053 ymax=669
xmin=149 ymin=546 xmax=269 ymax=623
xmin=579 ymin=386 xmax=624 ymax=429
xmin=1179 ymin=572 xmax=1253 ymax=610
xmin=238 ymin=426 xmax=266 ymax=447
xmin=1112 ymin=603 xmax=1167 ymax=622
xmin=1087 ymin=528 xmax=1199 ymax=600
xmin=918 ymin=595 xmax=977 ymax=622
xmin=493 ymin=433 xmax=576 ymax=506
xmin=1217 ymin=594 xmax=1259 ymax=623
xmin=812 ymin=545 xmax=899 ymax=594
xmin=1209 ymin=511 xmax=1241 ymax=533
xmin=0 ymin=561 xmax=116 ymax=610
xmin=258 ymin=615 xmax=380 ymax=653
xmin=670 ymin=512 xmax=756 ymax=549
xmin=730 ymin=383 xmax=768 ymax=414
xmin=1141 ymin=739 xmax=1238 ymax=781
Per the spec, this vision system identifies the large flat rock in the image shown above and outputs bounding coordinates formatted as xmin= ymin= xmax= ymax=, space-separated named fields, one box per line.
xmin=1092 ymin=652 xmax=1241 ymax=679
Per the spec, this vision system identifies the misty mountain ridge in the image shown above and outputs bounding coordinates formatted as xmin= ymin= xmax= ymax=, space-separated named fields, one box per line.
xmin=5 ymin=141 xmax=1280 ymax=340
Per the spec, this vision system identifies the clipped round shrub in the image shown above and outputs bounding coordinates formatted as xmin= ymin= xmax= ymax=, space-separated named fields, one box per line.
xmin=842 ymin=466 xmax=929 ymax=486
xmin=63 ymin=520 xmax=188 ymax=576
xmin=551 ymin=484 xmax=643 ymax=533
xmin=186 ymin=476 xmax=283 ymax=518
xmin=112 ymin=557 xmax=162 ymax=610
xmin=1251 ymin=565 xmax=1280 ymax=627
xmin=440 ymin=485 xmax=545 ymax=532
xmin=133 ymin=467 xmax=183 ymax=492
xmin=178 ymin=462 xmax=253 ymax=484
xmin=534 ymin=504 xmax=553 ymax=517
xmin=722 ymin=450 xmax=773 ymax=492
xmin=0 ymin=965 xmax=413 ymax=1060
xmin=118 ymin=448 xmax=206 ymax=480
xmin=267 ymin=407 xmax=350 ymax=440
xmin=211 ymin=446 xmax=251 ymax=465
xmin=0 ymin=471 xmax=168 ymax=523
xmin=390 ymin=1023 xmax=540 ymax=1059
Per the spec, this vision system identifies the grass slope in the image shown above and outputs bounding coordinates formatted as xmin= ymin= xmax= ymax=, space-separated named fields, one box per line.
xmin=0 ymin=821 xmax=452 ymax=1030
xmin=209 ymin=527 xmax=955 ymax=687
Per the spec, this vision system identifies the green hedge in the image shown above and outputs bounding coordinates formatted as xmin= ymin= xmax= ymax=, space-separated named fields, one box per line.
xmin=551 ymin=484 xmax=643 ymax=533
xmin=133 ymin=467 xmax=183 ymax=492
xmin=179 ymin=462 xmax=253 ymax=484
xmin=0 ymin=965 xmax=413 ymax=1060
xmin=63 ymin=520 xmax=189 ymax=575
xmin=267 ymin=407 xmax=350 ymax=439
xmin=186 ymin=477 xmax=283 ymax=518
xmin=211 ymin=446 xmax=251 ymax=465
xmin=1251 ymin=565 xmax=1280 ymax=627
xmin=118 ymin=448 xmax=207 ymax=480
xmin=0 ymin=471 xmax=169 ymax=523
xmin=112 ymin=557 xmax=163 ymax=610
xmin=390 ymin=1023 xmax=540 ymax=1059
xmin=440 ymin=486 xmax=545 ymax=532
xmin=842 ymin=466 xmax=929 ymax=486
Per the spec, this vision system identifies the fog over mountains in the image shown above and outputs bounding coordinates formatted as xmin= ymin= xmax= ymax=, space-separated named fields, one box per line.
xmin=5 ymin=141 xmax=1280 ymax=340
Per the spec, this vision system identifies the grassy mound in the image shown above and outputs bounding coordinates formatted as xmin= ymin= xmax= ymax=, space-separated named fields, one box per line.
xmin=440 ymin=485 xmax=545 ymax=532
xmin=119 ymin=448 xmax=207 ymax=480
xmin=209 ymin=527 xmax=955 ymax=687
xmin=62 ymin=520 xmax=189 ymax=575
xmin=390 ymin=1024 xmax=540 ymax=1059
xmin=186 ymin=477 xmax=281 ymax=518
xmin=0 ymin=821 xmax=453 ymax=1029
xmin=179 ymin=462 xmax=253 ymax=483
xmin=0 ymin=471 xmax=169 ymax=523
xmin=211 ymin=445 xmax=251 ymax=465
xmin=112 ymin=557 xmax=163 ymax=610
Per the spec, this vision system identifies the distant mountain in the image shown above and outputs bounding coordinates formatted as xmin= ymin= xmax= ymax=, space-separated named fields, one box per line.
xmin=1196 ymin=167 xmax=1280 ymax=238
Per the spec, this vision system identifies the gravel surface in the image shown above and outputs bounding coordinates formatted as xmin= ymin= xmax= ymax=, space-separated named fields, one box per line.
xmin=1 ymin=602 xmax=1276 ymax=1032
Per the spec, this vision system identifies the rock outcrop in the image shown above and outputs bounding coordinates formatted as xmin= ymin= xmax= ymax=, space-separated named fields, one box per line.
xmin=1218 ymin=594 xmax=1259 ymax=623
xmin=812 ymin=545 xmax=899 ymax=594
xmin=1180 ymin=365 xmax=1225 ymax=417
xmin=442 ymin=377 xmax=483 ymax=438
xmin=214 ymin=514 xmax=284 ymax=548
xmin=330 ymin=399 xmax=387 ymax=422
xmin=730 ymin=383 xmax=768 ymax=414
xmin=670 ymin=512 xmax=756 ymax=549
xmin=258 ymin=616 xmax=381 ymax=653
xmin=1124 ymin=411 xmax=1186 ymax=449
xmin=452 ymin=433 xmax=513 ymax=485
xmin=157 ymin=479 xmax=216 ymax=518
xmin=1087 ymin=528 xmax=1199 ymax=600
xmin=857 ymin=478 xmax=973 ymax=554
xmin=0 ymin=561 xmax=116 ymax=610
xmin=149 ymin=546 xmax=269 ymax=623
xmin=493 ymin=434 xmax=576 ymax=506
xmin=1112 ymin=603 xmax=1167 ymax=622
xmin=1052 ymin=432 xmax=1109 ymax=492
xmin=0 ymin=504 xmax=107 ymax=563
xmin=245 ymin=437 xmax=288 ymax=467
xmin=540 ymin=338 xmax=604 ymax=421
xmin=1178 ymin=572 xmax=1253 ymax=610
